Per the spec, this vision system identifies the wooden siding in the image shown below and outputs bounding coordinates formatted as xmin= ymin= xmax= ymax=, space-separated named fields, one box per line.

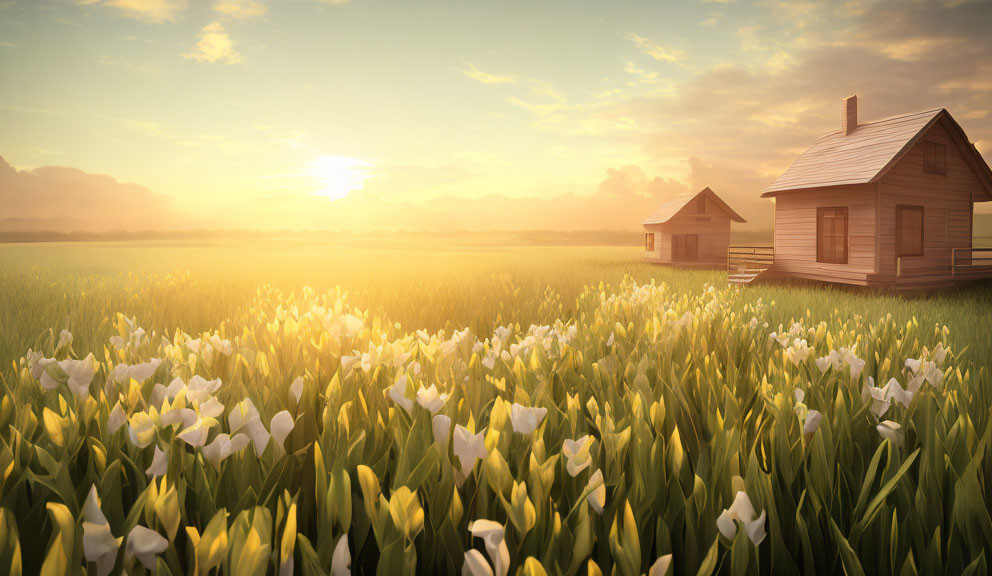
xmin=643 ymin=200 xmax=732 ymax=265
xmin=877 ymin=120 xmax=979 ymax=283
xmin=771 ymin=185 xmax=877 ymax=284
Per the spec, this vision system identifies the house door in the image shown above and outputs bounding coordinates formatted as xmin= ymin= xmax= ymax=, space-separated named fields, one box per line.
xmin=673 ymin=234 xmax=698 ymax=261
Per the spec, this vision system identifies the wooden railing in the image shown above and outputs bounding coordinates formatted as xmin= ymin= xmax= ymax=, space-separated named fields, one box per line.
xmin=895 ymin=248 xmax=992 ymax=280
xmin=727 ymin=245 xmax=774 ymax=273
xmin=952 ymin=248 xmax=992 ymax=278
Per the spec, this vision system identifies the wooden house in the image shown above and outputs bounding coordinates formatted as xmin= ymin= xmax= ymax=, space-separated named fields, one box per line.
xmin=643 ymin=187 xmax=746 ymax=266
xmin=758 ymin=95 xmax=992 ymax=289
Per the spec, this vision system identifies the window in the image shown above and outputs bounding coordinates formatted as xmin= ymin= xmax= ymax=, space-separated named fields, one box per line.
xmin=924 ymin=142 xmax=946 ymax=175
xmin=896 ymin=205 xmax=924 ymax=257
xmin=673 ymin=234 xmax=698 ymax=261
xmin=697 ymin=195 xmax=707 ymax=214
xmin=817 ymin=207 xmax=848 ymax=264
xmin=645 ymin=233 xmax=655 ymax=252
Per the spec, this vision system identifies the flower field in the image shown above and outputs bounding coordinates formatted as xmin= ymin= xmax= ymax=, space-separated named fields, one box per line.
xmin=1 ymin=243 xmax=991 ymax=575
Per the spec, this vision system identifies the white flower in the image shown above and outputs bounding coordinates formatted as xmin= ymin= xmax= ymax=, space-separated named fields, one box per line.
xmin=769 ymin=332 xmax=790 ymax=348
xmin=61 ymin=354 xmax=100 ymax=399
xmin=112 ymin=359 xmax=161 ymax=384
xmin=202 ymin=433 xmax=251 ymax=469
xmin=270 ymin=410 xmax=295 ymax=453
xmin=177 ymin=417 xmax=217 ymax=448
xmin=561 ymin=436 xmax=594 ymax=477
xmin=186 ymin=375 xmax=222 ymax=404
xmin=82 ymin=486 xmax=122 ymax=576
xmin=509 ymin=403 xmax=547 ymax=435
xmin=146 ymin=446 xmax=168 ymax=478
xmin=793 ymin=388 xmax=805 ymax=404
xmin=882 ymin=378 xmax=913 ymax=408
xmin=150 ymin=377 xmax=187 ymax=408
xmin=125 ymin=525 xmax=168 ymax=570
xmin=229 ymin=398 xmax=260 ymax=433
xmin=877 ymin=420 xmax=903 ymax=445
xmin=905 ymin=358 xmax=942 ymax=392
xmin=108 ymin=401 xmax=127 ymax=434
xmin=468 ymin=520 xmax=509 ymax=576
xmin=199 ymin=396 xmax=225 ymax=419
xmin=26 ymin=349 xmax=54 ymax=381
xmin=57 ymin=329 xmax=73 ymax=352
xmin=606 ymin=332 xmax=615 ymax=347
xmin=803 ymin=410 xmax=822 ymax=438
xmin=206 ymin=334 xmax=233 ymax=356
xmin=432 ymin=414 xmax=451 ymax=447
xmin=290 ymin=376 xmax=304 ymax=405
xmin=481 ymin=354 xmax=496 ymax=370
xmin=416 ymin=384 xmax=449 ymax=414
xmin=453 ymin=425 xmax=488 ymax=481
xmin=932 ymin=342 xmax=947 ymax=366
xmin=716 ymin=491 xmax=766 ymax=545
xmin=586 ymin=469 xmax=606 ymax=514
xmin=649 ymin=554 xmax=673 ymax=576
xmin=339 ymin=355 xmax=361 ymax=374
xmin=389 ymin=376 xmax=414 ymax=415
xmin=463 ymin=549 xmax=493 ymax=576
xmin=785 ymin=339 xmax=811 ymax=366
xmin=332 ymin=533 xmax=351 ymax=576
xmin=246 ymin=419 xmax=271 ymax=456
xmin=863 ymin=378 xmax=891 ymax=419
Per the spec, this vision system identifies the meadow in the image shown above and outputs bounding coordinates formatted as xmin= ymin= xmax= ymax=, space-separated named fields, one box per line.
xmin=1 ymin=238 xmax=991 ymax=575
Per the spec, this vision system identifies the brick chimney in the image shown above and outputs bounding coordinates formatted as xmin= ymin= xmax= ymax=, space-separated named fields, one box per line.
xmin=842 ymin=94 xmax=858 ymax=135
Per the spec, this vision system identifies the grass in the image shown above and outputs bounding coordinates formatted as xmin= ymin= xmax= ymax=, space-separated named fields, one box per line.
xmin=1 ymin=237 xmax=991 ymax=575
xmin=2 ymin=238 xmax=991 ymax=371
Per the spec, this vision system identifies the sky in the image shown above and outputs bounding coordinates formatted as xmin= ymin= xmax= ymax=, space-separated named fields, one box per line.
xmin=1 ymin=0 xmax=992 ymax=232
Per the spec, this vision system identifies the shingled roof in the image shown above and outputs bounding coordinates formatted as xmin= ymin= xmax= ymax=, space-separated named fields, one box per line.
xmin=642 ymin=187 xmax=746 ymax=225
xmin=762 ymin=107 xmax=992 ymax=198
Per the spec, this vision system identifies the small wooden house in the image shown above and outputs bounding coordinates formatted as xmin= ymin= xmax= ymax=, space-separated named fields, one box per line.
xmin=643 ymin=187 xmax=746 ymax=266
xmin=761 ymin=95 xmax=992 ymax=289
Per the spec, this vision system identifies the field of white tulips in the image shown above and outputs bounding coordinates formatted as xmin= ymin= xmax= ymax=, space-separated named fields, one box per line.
xmin=1 ymin=242 xmax=991 ymax=576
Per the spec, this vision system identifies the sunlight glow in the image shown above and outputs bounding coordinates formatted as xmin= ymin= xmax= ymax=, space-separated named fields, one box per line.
xmin=310 ymin=156 xmax=375 ymax=201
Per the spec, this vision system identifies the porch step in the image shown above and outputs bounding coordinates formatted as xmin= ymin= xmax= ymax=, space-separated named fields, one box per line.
xmin=728 ymin=269 xmax=766 ymax=285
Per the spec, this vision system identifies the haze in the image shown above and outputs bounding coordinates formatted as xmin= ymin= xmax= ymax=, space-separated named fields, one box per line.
xmin=2 ymin=0 xmax=991 ymax=232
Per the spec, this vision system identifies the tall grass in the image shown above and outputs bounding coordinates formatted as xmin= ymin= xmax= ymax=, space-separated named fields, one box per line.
xmin=0 ymin=240 xmax=990 ymax=575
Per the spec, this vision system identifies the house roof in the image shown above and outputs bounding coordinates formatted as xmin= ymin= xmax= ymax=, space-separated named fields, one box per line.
xmin=761 ymin=108 xmax=992 ymax=199
xmin=642 ymin=187 xmax=746 ymax=225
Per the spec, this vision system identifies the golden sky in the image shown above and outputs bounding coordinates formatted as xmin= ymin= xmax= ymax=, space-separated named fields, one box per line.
xmin=1 ymin=0 xmax=991 ymax=232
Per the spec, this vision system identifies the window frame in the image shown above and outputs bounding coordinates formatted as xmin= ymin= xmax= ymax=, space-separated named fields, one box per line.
xmin=697 ymin=194 xmax=707 ymax=214
xmin=816 ymin=206 xmax=849 ymax=264
xmin=644 ymin=232 xmax=655 ymax=252
xmin=923 ymin=141 xmax=946 ymax=175
xmin=895 ymin=204 xmax=924 ymax=258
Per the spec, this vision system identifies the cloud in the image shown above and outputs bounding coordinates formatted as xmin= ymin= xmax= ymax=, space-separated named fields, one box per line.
xmin=184 ymin=22 xmax=242 ymax=64
xmin=626 ymin=32 xmax=686 ymax=64
xmin=77 ymin=0 xmax=188 ymax=23
xmin=623 ymin=61 xmax=659 ymax=84
xmin=460 ymin=62 xmax=516 ymax=85
xmin=214 ymin=0 xmax=266 ymax=19
xmin=504 ymin=0 xmax=992 ymax=227
xmin=0 ymin=156 xmax=191 ymax=232
xmin=314 ymin=0 xmax=350 ymax=5
xmin=0 ymin=41 xmax=14 ymax=47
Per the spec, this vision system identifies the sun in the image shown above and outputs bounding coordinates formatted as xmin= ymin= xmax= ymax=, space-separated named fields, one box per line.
xmin=310 ymin=155 xmax=374 ymax=201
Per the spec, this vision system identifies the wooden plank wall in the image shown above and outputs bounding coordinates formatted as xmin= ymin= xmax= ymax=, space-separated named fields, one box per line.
xmin=643 ymin=196 xmax=732 ymax=264
xmin=772 ymin=185 xmax=877 ymax=284
xmin=878 ymin=120 xmax=978 ymax=281
xmin=643 ymin=224 xmax=664 ymax=261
